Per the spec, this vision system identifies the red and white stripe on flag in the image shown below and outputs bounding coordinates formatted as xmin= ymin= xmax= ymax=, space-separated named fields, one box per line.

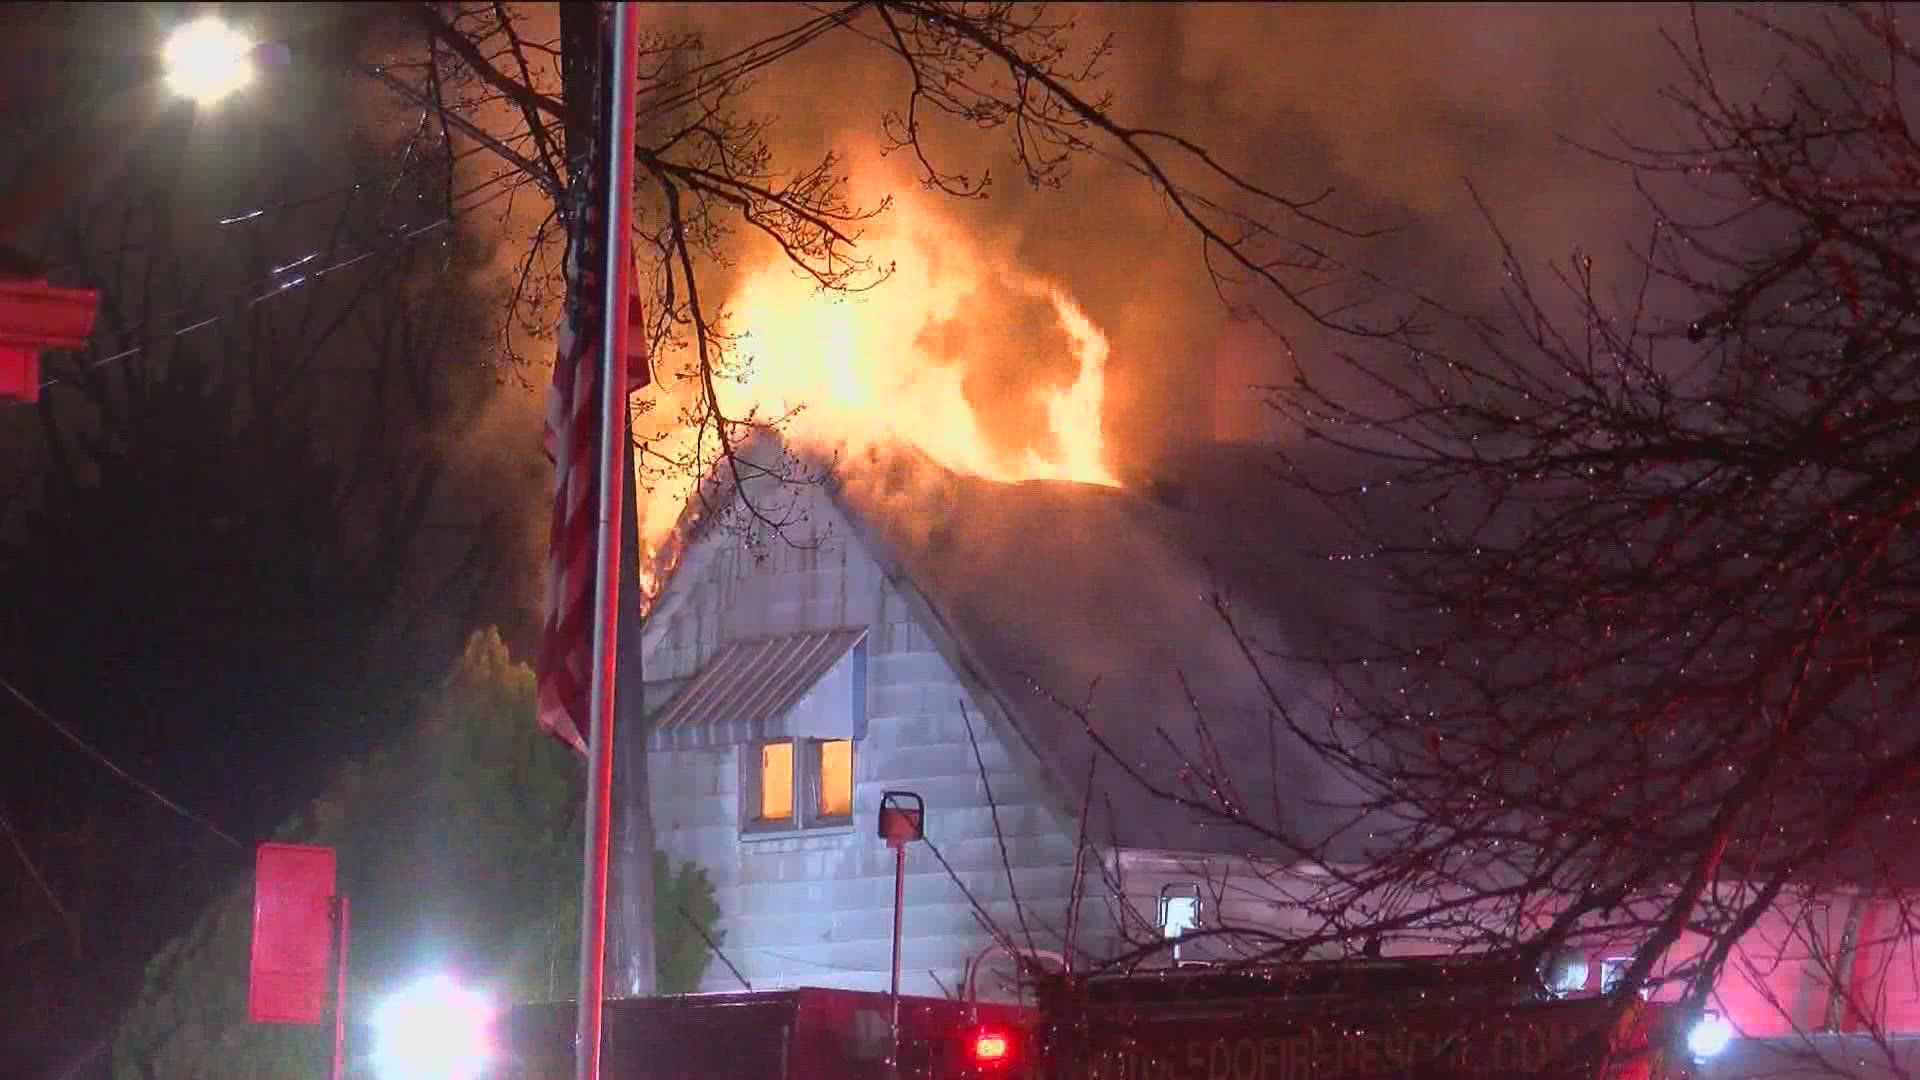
xmin=535 ymin=241 xmax=650 ymax=754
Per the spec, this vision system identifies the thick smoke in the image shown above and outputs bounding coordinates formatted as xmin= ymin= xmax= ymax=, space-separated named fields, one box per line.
xmin=433 ymin=4 xmax=1787 ymax=620
xmin=676 ymin=3 xmax=1715 ymax=469
xmin=913 ymin=272 xmax=1080 ymax=466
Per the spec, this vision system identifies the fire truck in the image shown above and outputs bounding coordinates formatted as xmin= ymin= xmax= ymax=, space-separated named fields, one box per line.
xmin=487 ymin=987 xmax=1032 ymax=1079
xmin=1031 ymin=953 xmax=1704 ymax=1080
xmin=477 ymin=952 xmax=1713 ymax=1080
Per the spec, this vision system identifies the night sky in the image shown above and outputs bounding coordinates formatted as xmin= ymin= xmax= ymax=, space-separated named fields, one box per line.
xmin=0 ymin=3 xmax=1804 ymax=1075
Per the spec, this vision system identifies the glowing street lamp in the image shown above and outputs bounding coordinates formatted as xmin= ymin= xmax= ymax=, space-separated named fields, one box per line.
xmin=161 ymin=16 xmax=258 ymax=106
xmin=369 ymin=974 xmax=496 ymax=1080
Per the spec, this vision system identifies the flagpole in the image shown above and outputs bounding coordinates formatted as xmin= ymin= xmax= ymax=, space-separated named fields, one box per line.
xmin=576 ymin=4 xmax=640 ymax=1079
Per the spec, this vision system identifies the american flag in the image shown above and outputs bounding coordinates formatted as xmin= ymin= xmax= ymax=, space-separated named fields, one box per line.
xmin=536 ymin=177 xmax=649 ymax=754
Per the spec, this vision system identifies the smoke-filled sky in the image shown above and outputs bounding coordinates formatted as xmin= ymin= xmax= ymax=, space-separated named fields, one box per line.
xmin=435 ymin=2 xmax=1802 ymax=619
xmin=669 ymin=2 xmax=1693 ymax=442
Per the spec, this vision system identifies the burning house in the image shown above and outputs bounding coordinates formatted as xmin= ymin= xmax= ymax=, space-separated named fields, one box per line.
xmin=636 ymin=438 xmax=1920 ymax=1074
xmin=638 ymin=439 xmax=1365 ymax=1000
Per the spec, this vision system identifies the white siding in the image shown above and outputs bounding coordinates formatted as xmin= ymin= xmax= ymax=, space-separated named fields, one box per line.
xmin=644 ymin=485 xmax=1088 ymax=998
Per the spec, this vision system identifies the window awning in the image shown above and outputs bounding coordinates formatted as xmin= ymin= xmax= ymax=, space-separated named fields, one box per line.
xmin=648 ymin=628 xmax=867 ymax=751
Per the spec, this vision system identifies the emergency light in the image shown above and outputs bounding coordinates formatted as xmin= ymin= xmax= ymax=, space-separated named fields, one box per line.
xmin=968 ymin=1026 xmax=1015 ymax=1068
xmin=1686 ymin=1011 xmax=1733 ymax=1060
xmin=370 ymin=974 xmax=495 ymax=1080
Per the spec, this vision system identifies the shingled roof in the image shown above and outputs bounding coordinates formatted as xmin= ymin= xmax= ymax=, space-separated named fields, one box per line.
xmin=817 ymin=439 xmax=1391 ymax=861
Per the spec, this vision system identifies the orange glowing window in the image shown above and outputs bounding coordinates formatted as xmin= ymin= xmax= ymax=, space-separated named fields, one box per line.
xmin=758 ymin=742 xmax=794 ymax=821
xmin=817 ymin=739 xmax=853 ymax=818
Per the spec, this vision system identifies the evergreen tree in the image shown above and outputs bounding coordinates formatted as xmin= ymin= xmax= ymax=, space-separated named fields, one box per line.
xmin=113 ymin=630 xmax=720 ymax=1079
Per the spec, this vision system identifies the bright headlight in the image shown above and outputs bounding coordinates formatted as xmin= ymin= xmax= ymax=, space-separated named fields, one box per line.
xmin=1686 ymin=1011 xmax=1733 ymax=1060
xmin=370 ymin=973 xmax=495 ymax=1080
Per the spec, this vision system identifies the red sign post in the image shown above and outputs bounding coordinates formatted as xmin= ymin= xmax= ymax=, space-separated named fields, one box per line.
xmin=0 ymin=277 xmax=99 ymax=404
xmin=249 ymin=843 xmax=337 ymax=1025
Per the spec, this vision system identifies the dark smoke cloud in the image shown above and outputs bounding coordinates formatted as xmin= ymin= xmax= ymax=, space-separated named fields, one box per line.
xmin=430 ymin=4 xmax=1822 ymax=625
xmin=676 ymin=3 xmax=1734 ymax=474
xmin=913 ymin=272 xmax=1079 ymax=465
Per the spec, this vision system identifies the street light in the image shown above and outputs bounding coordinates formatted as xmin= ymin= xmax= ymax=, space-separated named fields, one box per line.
xmin=162 ymin=16 xmax=257 ymax=105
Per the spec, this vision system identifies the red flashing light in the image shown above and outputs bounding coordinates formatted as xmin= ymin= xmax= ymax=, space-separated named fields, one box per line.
xmin=970 ymin=1027 xmax=1014 ymax=1066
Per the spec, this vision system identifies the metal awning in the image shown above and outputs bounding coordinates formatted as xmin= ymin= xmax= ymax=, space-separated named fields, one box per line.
xmin=648 ymin=628 xmax=867 ymax=751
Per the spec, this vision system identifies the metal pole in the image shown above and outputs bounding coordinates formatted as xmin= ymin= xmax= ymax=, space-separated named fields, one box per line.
xmin=575 ymin=5 xmax=640 ymax=1080
xmin=889 ymin=843 xmax=906 ymax=1069
xmin=330 ymin=895 xmax=350 ymax=1080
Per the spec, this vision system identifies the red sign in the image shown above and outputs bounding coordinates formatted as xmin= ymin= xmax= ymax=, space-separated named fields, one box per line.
xmin=248 ymin=843 xmax=337 ymax=1025
xmin=0 ymin=347 xmax=36 ymax=403
xmin=0 ymin=278 xmax=99 ymax=404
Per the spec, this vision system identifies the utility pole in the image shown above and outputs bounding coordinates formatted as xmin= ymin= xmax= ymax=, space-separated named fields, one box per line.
xmin=606 ymin=363 xmax=656 ymax=1000
xmin=561 ymin=0 xmax=659 ymax=1009
xmin=605 ymin=6 xmax=691 ymax=1003
xmin=560 ymin=4 xmax=640 ymax=1077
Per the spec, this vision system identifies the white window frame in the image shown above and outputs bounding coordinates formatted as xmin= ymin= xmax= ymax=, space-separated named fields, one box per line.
xmin=743 ymin=736 xmax=856 ymax=836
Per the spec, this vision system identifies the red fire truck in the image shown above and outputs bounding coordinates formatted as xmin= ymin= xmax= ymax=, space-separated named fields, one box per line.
xmin=1032 ymin=954 xmax=1701 ymax=1080
xmin=479 ymin=952 xmax=1706 ymax=1080
xmin=488 ymin=987 xmax=1033 ymax=1080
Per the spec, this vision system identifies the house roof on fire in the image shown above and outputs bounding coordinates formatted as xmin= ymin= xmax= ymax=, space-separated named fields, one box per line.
xmin=647 ymin=439 xmax=1391 ymax=862
xmin=845 ymin=441 xmax=1396 ymax=861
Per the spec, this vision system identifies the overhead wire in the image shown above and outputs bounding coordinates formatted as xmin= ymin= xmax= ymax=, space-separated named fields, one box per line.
xmin=0 ymin=675 xmax=244 ymax=850
xmin=7 ymin=215 xmax=451 ymax=405
xmin=78 ymin=137 xmax=484 ymax=261
xmin=16 ymin=134 xmax=569 ymax=403
xmin=46 ymin=84 xmax=537 ymax=314
xmin=16 ymin=165 xmax=562 ymax=406
xmin=0 ymin=794 xmax=79 ymax=948
xmin=42 ymin=235 xmax=425 ymax=380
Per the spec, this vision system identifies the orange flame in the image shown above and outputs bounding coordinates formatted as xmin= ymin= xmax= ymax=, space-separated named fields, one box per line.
xmin=636 ymin=193 xmax=1117 ymax=579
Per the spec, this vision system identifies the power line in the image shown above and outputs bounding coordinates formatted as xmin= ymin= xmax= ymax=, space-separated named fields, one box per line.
xmin=5 ymin=215 xmax=451 ymax=406
xmin=0 ymin=795 xmax=79 ymax=949
xmin=0 ymin=675 xmax=244 ymax=850
xmin=30 ymin=137 xmax=501 ymax=375
xmin=16 ymin=144 xmax=565 ymax=404
xmin=72 ymin=140 xmax=471 ymax=263
xmin=15 ymin=164 xmax=572 ymax=405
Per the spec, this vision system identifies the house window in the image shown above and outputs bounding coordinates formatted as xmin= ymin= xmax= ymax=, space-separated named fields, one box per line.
xmin=757 ymin=741 xmax=795 ymax=822
xmin=1600 ymin=956 xmax=1646 ymax=996
xmin=816 ymin=738 xmax=853 ymax=820
xmin=747 ymin=737 xmax=855 ymax=833
xmin=1161 ymin=890 xmax=1202 ymax=939
xmin=1159 ymin=882 xmax=1203 ymax=962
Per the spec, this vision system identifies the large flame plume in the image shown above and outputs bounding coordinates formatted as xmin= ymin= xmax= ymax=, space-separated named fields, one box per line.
xmin=636 ymin=188 xmax=1118 ymax=570
xmin=406 ymin=2 xmax=1733 ymax=627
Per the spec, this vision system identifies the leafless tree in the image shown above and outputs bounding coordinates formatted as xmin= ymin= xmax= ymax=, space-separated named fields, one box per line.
xmin=0 ymin=99 xmax=524 ymax=1051
xmin=1039 ymin=5 xmax=1920 ymax=1073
